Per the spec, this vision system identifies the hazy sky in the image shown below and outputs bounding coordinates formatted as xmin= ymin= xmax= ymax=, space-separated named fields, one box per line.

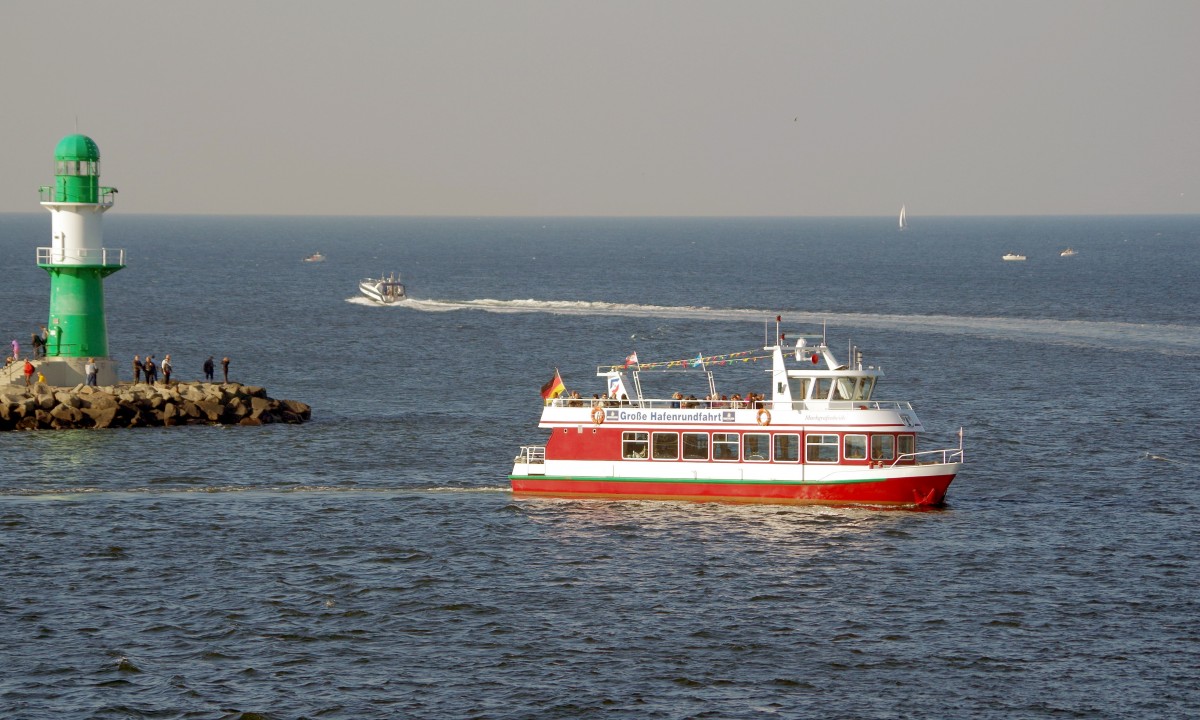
xmin=2 ymin=1 xmax=1197 ymax=216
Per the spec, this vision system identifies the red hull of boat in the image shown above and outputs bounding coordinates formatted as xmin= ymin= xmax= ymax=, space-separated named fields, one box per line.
xmin=510 ymin=473 xmax=956 ymax=506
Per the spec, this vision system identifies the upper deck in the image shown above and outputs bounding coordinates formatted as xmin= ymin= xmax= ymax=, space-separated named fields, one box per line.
xmin=575 ymin=332 xmax=900 ymax=409
xmin=541 ymin=329 xmax=922 ymax=430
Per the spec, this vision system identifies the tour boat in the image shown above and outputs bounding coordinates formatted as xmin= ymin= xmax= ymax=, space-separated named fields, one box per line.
xmin=511 ymin=321 xmax=964 ymax=506
xmin=358 ymin=272 xmax=406 ymax=304
xmin=1002 ymin=252 xmax=1027 ymax=261
xmin=303 ymin=252 xmax=326 ymax=262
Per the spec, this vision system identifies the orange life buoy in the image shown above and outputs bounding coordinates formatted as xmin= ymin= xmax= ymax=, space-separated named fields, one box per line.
xmin=756 ymin=408 xmax=771 ymax=426
xmin=591 ymin=407 xmax=605 ymax=425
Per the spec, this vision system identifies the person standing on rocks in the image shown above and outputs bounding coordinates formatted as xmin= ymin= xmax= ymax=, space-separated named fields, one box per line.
xmin=221 ymin=356 xmax=230 ymax=383
xmin=85 ymin=358 xmax=98 ymax=386
xmin=23 ymin=359 xmax=34 ymax=387
xmin=31 ymin=331 xmax=42 ymax=359
xmin=161 ymin=354 xmax=172 ymax=385
xmin=203 ymin=356 xmax=215 ymax=382
xmin=144 ymin=355 xmax=157 ymax=384
xmin=11 ymin=339 xmax=18 ymax=361
xmin=133 ymin=354 xmax=141 ymax=383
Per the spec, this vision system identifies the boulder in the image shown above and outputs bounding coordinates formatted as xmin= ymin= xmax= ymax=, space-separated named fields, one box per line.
xmin=54 ymin=391 xmax=81 ymax=408
xmin=83 ymin=405 xmax=119 ymax=429
xmin=281 ymin=399 xmax=312 ymax=420
xmin=197 ymin=399 xmax=223 ymax=422
xmin=50 ymin=404 xmax=85 ymax=425
xmin=84 ymin=394 xmax=119 ymax=411
xmin=249 ymin=397 xmax=274 ymax=419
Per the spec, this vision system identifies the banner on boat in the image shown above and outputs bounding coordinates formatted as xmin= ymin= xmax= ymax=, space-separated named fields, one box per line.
xmin=607 ymin=409 xmax=736 ymax=423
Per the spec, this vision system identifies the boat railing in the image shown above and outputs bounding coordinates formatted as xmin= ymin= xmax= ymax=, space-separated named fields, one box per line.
xmin=514 ymin=445 xmax=546 ymax=464
xmin=548 ymin=397 xmax=913 ymax=411
xmin=824 ymin=400 xmax=911 ymax=411
xmin=893 ymin=447 xmax=964 ymax=467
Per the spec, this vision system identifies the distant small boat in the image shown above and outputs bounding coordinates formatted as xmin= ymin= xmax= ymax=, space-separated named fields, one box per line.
xmin=304 ymin=252 xmax=326 ymax=263
xmin=1002 ymin=253 xmax=1027 ymax=261
xmin=1060 ymin=248 xmax=1077 ymax=257
xmin=898 ymin=205 xmax=907 ymax=229
xmin=359 ymin=272 xmax=406 ymax=304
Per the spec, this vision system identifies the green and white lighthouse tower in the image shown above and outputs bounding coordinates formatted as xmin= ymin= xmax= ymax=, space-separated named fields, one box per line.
xmin=36 ymin=134 xmax=124 ymax=385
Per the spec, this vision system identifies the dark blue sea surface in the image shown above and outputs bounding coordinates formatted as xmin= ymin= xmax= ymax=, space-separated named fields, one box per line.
xmin=1 ymin=214 xmax=1198 ymax=718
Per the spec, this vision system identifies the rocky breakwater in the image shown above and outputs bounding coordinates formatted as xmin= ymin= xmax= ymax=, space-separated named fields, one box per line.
xmin=0 ymin=382 xmax=311 ymax=431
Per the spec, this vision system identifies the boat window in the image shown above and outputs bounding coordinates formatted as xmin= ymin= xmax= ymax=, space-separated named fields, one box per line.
xmin=844 ymin=434 xmax=867 ymax=460
xmin=855 ymin=377 xmax=875 ymax=400
xmin=813 ymin=378 xmax=832 ymax=400
xmin=898 ymin=434 xmax=915 ymax=457
xmin=806 ymin=434 xmax=839 ymax=463
xmin=743 ymin=433 xmax=769 ymax=462
xmin=834 ymin=378 xmax=855 ymax=401
xmin=774 ymin=433 xmax=799 ymax=462
xmin=652 ymin=432 xmax=678 ymax=460
xmin=871 ymin=434 xmax=894 ymax=460
xmin=622 ymin=431 xmax=649 ymax=460
xmin=788 ymin=378 xmax=810 ymax=399
xmin=712 ymin=433 xmax=739 ymax=461
xmin=682 ymin=433 xmax=709 ymax=460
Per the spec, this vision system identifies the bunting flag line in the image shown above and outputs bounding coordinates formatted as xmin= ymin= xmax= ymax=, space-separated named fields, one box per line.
xmin=604 ymin=349 xmax=772 ymax=372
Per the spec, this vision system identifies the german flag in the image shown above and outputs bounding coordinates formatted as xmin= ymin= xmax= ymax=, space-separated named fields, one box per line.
xmin=540 ymin=368 xmax=565 ymax=400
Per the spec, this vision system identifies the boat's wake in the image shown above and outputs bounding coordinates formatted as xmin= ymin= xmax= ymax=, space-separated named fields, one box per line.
xmin=347 ymin=296 xmax=1200 ymax=354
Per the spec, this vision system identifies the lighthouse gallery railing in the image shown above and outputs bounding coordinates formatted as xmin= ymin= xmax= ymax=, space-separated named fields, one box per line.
xmin=37 ymin=247 xmax=126 ymax=266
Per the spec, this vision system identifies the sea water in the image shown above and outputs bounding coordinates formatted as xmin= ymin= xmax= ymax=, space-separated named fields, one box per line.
xmin=0 ymin=214 xmax=1197 ymax=718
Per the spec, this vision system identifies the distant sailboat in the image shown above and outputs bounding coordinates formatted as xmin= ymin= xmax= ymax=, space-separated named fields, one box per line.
xmin=898 ymin=205 xmax=907 ymax=229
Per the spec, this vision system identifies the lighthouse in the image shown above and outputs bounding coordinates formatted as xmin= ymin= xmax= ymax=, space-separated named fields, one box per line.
xmin=36 ymin=134 xmax=125 ymax=385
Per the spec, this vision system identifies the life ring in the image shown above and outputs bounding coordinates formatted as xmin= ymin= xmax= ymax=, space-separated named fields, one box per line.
xmin=756 ymin=408 xmax=771 ymax=426
xmin=591 ymin=407 xmax=605 ymax=425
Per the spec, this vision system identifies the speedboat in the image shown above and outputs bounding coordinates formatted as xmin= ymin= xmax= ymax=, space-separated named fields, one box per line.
xmin=303 ymin=252 xmax=325 ymax=262
xmin=1060 ymin=248 xmax=1077 ymax=257
xmin=1002 ymin=252 xmax=1027 ymax=261
xmin=511 ymin=320 xmax=965 ymax=506
xmin=359 ymin=272 xmax=406 ymax=304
